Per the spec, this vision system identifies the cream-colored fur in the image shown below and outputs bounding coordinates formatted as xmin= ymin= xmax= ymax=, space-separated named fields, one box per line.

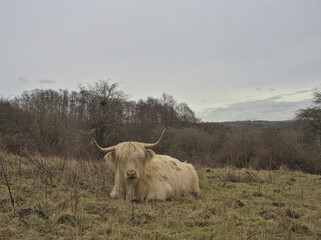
xmin=134 ymin=154 xmax=200 ymax=201
xmin=105 ymin=142 xmax=200 ymax=201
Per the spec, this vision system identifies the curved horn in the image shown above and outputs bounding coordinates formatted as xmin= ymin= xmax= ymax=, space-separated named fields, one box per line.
xmin=143 ymin=129 xmax=166 ymax=149
xmin=92 ymin=137 xmax=116 ymax=153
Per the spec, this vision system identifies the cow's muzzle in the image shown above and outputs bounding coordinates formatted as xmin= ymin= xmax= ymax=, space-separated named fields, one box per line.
xmin=126 ymin=170 xmax=137 ymax=178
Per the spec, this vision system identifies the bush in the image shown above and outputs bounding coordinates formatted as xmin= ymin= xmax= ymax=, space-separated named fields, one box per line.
xmin=214 ymin=123 xmax=321 ymax=174
xmin=217 ymin=125 xmax=257 ymax=168
xmin=157 ymin=127 xmax=215 ymax=166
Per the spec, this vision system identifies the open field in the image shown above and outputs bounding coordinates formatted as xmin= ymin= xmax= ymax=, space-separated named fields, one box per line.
xmin=1 ymin=152 xmax=321 ymax=240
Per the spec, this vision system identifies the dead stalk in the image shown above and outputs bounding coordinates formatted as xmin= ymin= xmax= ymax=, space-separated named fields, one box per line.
xmin=25 ymin=154 xmax=70 ymax=190
xmin=0 ymin=156 xmax=14 ymax=209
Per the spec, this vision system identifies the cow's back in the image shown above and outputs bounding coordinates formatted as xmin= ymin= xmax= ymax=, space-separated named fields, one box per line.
xmin=137 ymin=154 xmax=200 ymax=200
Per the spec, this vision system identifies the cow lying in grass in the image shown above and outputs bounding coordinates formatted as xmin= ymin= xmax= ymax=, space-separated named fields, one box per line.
xmin=93 ymin=130 xmax=200 ymax=201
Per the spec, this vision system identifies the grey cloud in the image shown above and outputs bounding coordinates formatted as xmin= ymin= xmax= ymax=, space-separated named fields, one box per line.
xmin=18 ymin=76 xmax=28 ymax=83
xmin=295 ymin=89 xmax=313 ymax=94
xmin=199 ymin=97 xmax=313 ymax=122
xmin=266 ymin=95 xmax=283 ymax=101
xmin=39 ymin=79 xmax=56 ymax=84
xmin=266 ymin=90 xmax=312 ymax=101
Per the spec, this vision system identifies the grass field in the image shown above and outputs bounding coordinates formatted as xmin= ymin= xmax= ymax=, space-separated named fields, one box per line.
xmin=0 ymin=152 xmax=321 ymax=240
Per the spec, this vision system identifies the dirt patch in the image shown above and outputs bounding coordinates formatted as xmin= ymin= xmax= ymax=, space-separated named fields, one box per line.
xmin=259 ymin=210 xmax=281 ymax=220
xmin=16 ymin=208 xmax=48 ymax=220
xmin=285 ymin=208 xmax=301 ymax=219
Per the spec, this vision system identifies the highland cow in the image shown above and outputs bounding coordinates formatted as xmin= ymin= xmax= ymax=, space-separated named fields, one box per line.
xmin=93 ymin=130 xmax=200 ymax=201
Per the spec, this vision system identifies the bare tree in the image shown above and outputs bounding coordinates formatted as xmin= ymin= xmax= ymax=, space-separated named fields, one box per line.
xmin=296 ymin=90 xmax=321 ymax=145
xmin=78 ymin=80 xmax=127 ymax=146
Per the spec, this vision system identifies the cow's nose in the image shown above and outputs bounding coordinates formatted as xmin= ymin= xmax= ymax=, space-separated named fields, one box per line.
xmin=127 ymin=170 xmax=137 ymax=178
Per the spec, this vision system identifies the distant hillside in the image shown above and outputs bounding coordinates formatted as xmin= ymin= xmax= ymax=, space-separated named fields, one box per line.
xmin=198 ymin=120 xmax=294 ymax=131
xmin=219 ymin=120 xmax=294 ymax=127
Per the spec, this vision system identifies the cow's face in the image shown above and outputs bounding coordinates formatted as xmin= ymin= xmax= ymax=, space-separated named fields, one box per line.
xmin=116 ymin=142 xmax=145 ymax=180
xmin=105 ymin=142 xmax=154 ymax=181
xmin=94 ymin=130 xmax=165 ymax=201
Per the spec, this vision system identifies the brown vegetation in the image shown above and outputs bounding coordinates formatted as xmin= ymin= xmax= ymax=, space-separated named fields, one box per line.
xmin=0 ymin=81 xmax=320 ymax=174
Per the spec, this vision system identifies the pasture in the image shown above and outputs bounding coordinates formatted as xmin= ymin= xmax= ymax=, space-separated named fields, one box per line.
xmin=0 ymin=152 xmax=320 ymax=240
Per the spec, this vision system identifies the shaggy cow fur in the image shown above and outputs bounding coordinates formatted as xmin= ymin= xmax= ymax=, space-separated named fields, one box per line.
xmin=95 ymin=137 xmax=200 ymax=201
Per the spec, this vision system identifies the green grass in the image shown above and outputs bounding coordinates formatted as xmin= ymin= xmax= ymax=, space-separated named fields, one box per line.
xmin=0 ymin=152 xmax=321 ymax=239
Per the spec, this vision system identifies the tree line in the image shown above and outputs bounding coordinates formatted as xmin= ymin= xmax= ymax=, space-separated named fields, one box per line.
xmin=0 ymin=80 xmax=320 ymax=174
xmin=0 ymin=80 xmax=198 ymax=158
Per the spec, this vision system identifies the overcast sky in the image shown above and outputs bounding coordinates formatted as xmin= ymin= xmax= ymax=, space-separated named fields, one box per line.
xmin=1 ymin=0 xmax=320 ymax=122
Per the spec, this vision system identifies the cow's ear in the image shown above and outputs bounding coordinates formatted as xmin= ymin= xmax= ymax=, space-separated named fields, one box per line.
xmin=145 ymin=149 xmax=155 ymax=162
xmin=105 ymin=151 xmax=116 ymax=170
